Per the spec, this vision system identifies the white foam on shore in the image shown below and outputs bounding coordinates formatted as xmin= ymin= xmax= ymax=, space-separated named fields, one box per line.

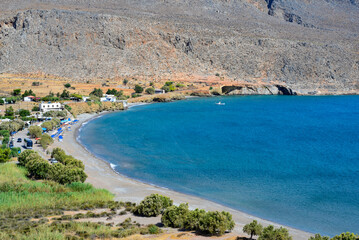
xmin=110 ymin=163 xmax=117 ymax=170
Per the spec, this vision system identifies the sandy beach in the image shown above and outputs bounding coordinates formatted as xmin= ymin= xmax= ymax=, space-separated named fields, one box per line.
xmin=50 ymin=109 xmax=313 ymax=240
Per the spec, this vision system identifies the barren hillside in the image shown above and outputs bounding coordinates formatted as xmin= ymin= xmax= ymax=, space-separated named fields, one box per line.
xmin=0 ymin=0 xmax=358 ymax=94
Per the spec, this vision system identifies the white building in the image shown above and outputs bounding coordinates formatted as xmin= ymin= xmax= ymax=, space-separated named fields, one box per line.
xmin=24 ymin=96 xmax=35 ymax=102
xmin=155 ymin=89 xmax=165 ymax=94
xmin=39 ymin=102 xmax=63 ymax=112
xmin=100 ymin=95 xmax=117 ymax=102
xmin=82 ymin=96 xmax=90 ymax=102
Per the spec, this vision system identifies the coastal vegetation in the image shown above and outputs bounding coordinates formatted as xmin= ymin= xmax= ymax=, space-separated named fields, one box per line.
xmin=41 ymin=117 xmax=61 ymax=131
xmin=133 ymin=193 xmax=173 ymax=217
xmin=243 ymin=220 xmax=263 ymax=240
xmin=161 ymin=203 xmax=235 ymax=235
xmin=18 ymin=148 xmax=87 ymax=184
xmin=161 ymin=81 xmax=176 ymax=92
xmin=28 ymin=125 xmax=42 ymax=138
xmin=0 ymin=163 xmax=162 ymax=239
xmin=0 ymin=119 xmax=25 ymax=133
xmin=39 ymin=133 xmax=54 ymax=149
xmin=134 ymin=84 xmax=144 ymax=93
xmin=145 ymin=87 xmax=155 ymax=95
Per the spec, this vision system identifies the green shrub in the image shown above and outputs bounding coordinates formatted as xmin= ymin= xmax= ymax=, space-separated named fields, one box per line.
xmin=161 ymin=203 xmax=189 ymax=228
xmin=145 ymin=87 xmax=155 ymax=95
xmin=26 ymin=158 xmax=51 ymax=179
xmin=67 ymin=182 xmax=93 ymax=192
xmin=10 ymin=147 xmax=21 ymax=157
xmin=148 ymin=224 xmax=161 ymax=234
xmin=176 ymin=83 xmax=185 ymax=88
xmin=18 ymin=109 xmax=30 ymax=117
xmin=49 ymin=163 xmax=87 ymax=185
xmin=0 ymin=148 xmax=11 ymax=163
xmin=40 ymin=133 xmax=54 ymax=150
xmin=28 ymin=126 xmax=42 ymax=138
xmin=0 ymin=119 xmax=25 ymax=132
xmin=18 ymin=150 xmax=37 ymax=166
xmin=90 ymin=88 xmax=103 ymax=97
xmin=183 ymin=208 xmax=206 ymax=230
xmin=52 ymin=148 xmax=84 ymax=170
xmin=64 ymin=83 xmax=71 ymax=88
xmin=134 ymin=85 xmax=144 ymax=93
xmin=331 ymin=233 xmax=359 ymax=240
xmin=259 ymin=225 xmax=292 ymax=240
xmin=197 ymin=211 xmax=235 ymax=236
xmin=133 ymin=194 xmax=173 ymax=217
xmin=243 ymin=220 xmax=263 ymax=240
xmin=309 ymin=234 xmax=330 ymax=240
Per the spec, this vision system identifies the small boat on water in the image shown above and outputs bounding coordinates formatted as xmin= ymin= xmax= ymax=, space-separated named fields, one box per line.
xmin=215 ymin=101 xmax=225 ymax=105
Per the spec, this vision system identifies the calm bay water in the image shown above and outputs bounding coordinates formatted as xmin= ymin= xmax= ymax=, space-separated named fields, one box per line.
xmin=78 ymin=96 xmax=359 ymax=235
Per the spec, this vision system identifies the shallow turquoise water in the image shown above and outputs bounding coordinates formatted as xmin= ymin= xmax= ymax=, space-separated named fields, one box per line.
xmin=78 ymin=96 xmax=359 ymax=235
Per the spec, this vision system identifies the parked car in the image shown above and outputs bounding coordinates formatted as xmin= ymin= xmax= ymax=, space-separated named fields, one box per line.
xmin=49 ymin=158 xmax=58 ymax=164
xmin=17 ymin=138 xmax=22 ymax=143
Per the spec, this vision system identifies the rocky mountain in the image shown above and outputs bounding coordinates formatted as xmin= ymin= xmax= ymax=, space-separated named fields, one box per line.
xmin=0 ymin=0 xmax=358 ymax=94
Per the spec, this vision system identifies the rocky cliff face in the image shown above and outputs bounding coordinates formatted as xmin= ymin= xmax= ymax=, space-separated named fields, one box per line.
xmin=0 ymin=0 xmax=358 ymax=94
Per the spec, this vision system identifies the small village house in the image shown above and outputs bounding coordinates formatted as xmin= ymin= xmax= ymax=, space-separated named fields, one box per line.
xmin=100 ymin=94 xmax=117 ymax=102
xmin=39 ymin=102 xmax=63 ymax=112
xmin=24 ymin=96 xmax=35 ymax=102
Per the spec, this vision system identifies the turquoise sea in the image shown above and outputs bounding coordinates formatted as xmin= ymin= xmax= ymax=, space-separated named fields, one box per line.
xmin=78 ymin=96 xmax=359 ymax=236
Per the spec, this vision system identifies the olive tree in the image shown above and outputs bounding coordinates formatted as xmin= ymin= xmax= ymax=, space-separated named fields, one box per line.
xmin=145 ymin=87 xmax=155 ymax=95
xmin=25 ymin=157 xmax=51 ymax=179
xmin=243 ymin=220 xmax=263 ymax=240
xmin=161 ymin=203 xmax=190 ymax=228
xmin=259 ymin=225 xmax=292 ymax=240
xmin=28 ymin=126 xmax=43 ymax=138
xmin=40 ymin=133 xmax=54 ymax=149
xmin=197 ymin=211 xmax=235 ymax=236
xmin=49 ymin=163 xmax=87 ymax=185
xmin=331 ymin=233 xmax=359 ymax=240
xmin=133 ymin=194 xmax=173 ymax=217
xmin=309 ymin=234 xmax=330 ymax=240
xmin=0 ymin=148 xmax=11 ymax=163
xmin=18 ymin=150 xmax=37 ymax=166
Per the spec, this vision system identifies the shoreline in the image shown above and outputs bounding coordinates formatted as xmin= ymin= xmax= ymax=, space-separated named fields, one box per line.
xmin=52 ymin=106 xmax=313 ymax=240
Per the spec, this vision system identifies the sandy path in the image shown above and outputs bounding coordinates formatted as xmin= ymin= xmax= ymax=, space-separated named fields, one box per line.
xmin=50 ymin=111 xmax=313 ymax=240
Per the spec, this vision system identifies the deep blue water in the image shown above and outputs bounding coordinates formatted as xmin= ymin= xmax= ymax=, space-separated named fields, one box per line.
xmin=78 ymin=96 xmax=359 ymax=236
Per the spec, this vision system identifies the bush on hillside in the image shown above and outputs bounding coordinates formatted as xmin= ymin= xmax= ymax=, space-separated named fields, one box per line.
xmin=259 ymin=225 xmax=292 ymax=240
xmin=161 ymin=205 xmax=234 ymax=236
xmin=197 ymin=211 xmax=235 ymax=236
xmin=49 ymin=163 xmax=87 ymax=185
xmin=309 ymin=234 xmax=330 ymax=240
xmin=26 ymin=158 xmax=51 ymax=179
xmin=18 ymin=150 xmax=36 ymax=166
xmin=0 ymin=119 xmax=25 ymax=132
xmin=331 ymin=233 xmax=359 ymax=240
xmin=43 ymin=111 xmax=67 ymax=118
xmin=133 ymin=194 xmax=173 ymax=217
xmin=18 ymin=109 xmax=30 ymax=117
xmin=243 ymin=220 xmax=263 ymax=240
xmin=145 ymin=88 xmax=155 ymax=95
xmin=0 ymin=148 xmax=11 ymax=163
xmin=51 ymin=148 xmax=84 ymax=169
xmin=134 ymin=85 xmax=144 ymax=93
xmin=183 ymin=208 xmax=206 ymax=230
xmin=161 ymin=203 xmax=190 ymax=228
xmin=10 ymin=147 xmax=21 ymax=158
